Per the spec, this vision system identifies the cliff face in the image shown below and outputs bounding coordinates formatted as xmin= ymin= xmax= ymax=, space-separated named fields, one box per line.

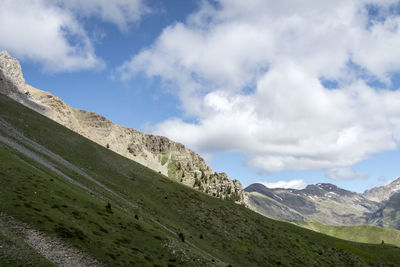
xmin=0 ymin=51 xmax=244 ymax=202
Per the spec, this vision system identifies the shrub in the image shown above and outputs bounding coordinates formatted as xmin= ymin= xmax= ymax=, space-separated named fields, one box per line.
xmin=178 ymin=232 xmax=185 ymax=242
xmin=106 ymin=202 xmax=113 ymax=213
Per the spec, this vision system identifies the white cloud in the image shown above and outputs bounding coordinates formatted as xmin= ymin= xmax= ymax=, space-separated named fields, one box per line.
xmin=0 ymin=0 xmax=147 ymax=72
xmin=118 ymin=1 xmax=400 ymax=177
xmin=260 ymin=179 xmax=307 ymax=190
xmin=55 ymin=0 xmax=149 ymax=32
xmin=326 ymin=168 xmax=368 ymax=181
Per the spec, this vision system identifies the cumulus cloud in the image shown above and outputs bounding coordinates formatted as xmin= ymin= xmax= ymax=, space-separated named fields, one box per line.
xmin=326 ymin=168 xmax=368 ymax=181
xmin=118 ymin=0 xmax=400 ymax=178
xmin=0 ymin=0 xmax=147 ymax=72
xmin=260 ymin=179 xmax=307 ymax=190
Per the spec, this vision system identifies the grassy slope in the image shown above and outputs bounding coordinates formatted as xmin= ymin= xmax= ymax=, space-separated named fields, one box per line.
xmin=1 ymin=93 xmax=400 ymax=266
xmin=296 ymin=221 xmax=400 ymax=247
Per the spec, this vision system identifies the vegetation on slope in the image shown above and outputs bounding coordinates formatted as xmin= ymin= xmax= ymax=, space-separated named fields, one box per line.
xmin=1 ymin=93 xmax=400 ymax=266
xmin=296 ymin=221 xmax=400 ymax=247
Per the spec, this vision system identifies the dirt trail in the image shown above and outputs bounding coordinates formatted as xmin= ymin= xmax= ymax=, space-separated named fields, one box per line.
xmin=0 ymin=213 xmax=102 ymax=267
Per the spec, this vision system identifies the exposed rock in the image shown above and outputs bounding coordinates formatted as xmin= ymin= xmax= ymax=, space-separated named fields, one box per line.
xmin=0 ymin=51 xmax=244 ymax=203
xmin=363 ymin=177 xmax=400 ymax=202
xmin=245 ymin=180 xmax=400 ymax=229
xmin=0 ymin=51 xmax=25 ymax=88
xmin=367 ymin=192 xmax=400 ymax=229
xmin=245 ymin=183 xmax=382 ymax=226
xmin=0 ymin=51 xmax=48 ymax=113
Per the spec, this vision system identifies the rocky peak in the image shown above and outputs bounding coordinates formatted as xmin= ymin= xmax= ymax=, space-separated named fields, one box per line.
xmin=300 ymin=184 xmax=326 ymax=197
xmin=0 ymin=51 xmax=25 ymax=89
xmin=363 ymin=177 xmax=400 ymax=202
xmin=0 ymin=51 xmax=244 ymax=203
xmin=315 ymin=183 xmax=356 ymax=197
xmin=388 ymin=177 xmax=400 ymax=187
xmin=0 ymin=51 xmax=47 ymax=113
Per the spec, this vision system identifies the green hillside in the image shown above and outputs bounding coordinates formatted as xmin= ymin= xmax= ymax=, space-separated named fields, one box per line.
xmin=296 ymin=221 xmax=400 ymax=247
xmin=1 ymin=93 xmax=400 ymax=266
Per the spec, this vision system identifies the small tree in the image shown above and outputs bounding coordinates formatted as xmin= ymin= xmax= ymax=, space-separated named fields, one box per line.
xmin=106 ymin=143 xmax=110 ymax=149
xmin=201 ymin=170 xmax=205 ymax=180
xmin=178 ymin=232 xmax=185 ymax=242
xmin=193 ymin=177 xmax=201 ymax=187
xmin=105 ymin=202 xmax=112 ymax=213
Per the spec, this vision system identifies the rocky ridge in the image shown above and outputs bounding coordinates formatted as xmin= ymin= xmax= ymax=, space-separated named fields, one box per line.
xmin=245 ymin=178 xmax=400 ymax=229
xmin=0 ymin=51 xmax=243 ymax=202
xmin=363 ymin=178 xmax=400 ymax=202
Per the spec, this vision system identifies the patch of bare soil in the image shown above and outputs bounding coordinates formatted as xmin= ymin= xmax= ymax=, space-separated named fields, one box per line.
xmin=0 ymin=213 xmax=103 ymax=267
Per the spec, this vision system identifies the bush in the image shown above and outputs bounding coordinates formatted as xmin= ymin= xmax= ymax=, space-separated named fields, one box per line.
xmin=193 ymin=178 xmax=201 ymax=187
xmin=106 ymin=202 xmax=113 ymax=213
xmin=178 ymin=232 xmax=185 ymax=242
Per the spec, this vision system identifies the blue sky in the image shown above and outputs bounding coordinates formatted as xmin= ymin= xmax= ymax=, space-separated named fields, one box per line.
xmin=1 ymin=0 xmax=400 ymax=193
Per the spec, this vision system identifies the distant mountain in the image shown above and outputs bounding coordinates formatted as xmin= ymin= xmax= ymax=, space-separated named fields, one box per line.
xmin=0 ymin=50 xmax=243 ymax=203
xmin=363 ymin=178 xmax=400 ymax=202
xmin=367 ymin=191 xmax=400 ymax=229
xmin=245 ymin=178 xmax=400 ymax=229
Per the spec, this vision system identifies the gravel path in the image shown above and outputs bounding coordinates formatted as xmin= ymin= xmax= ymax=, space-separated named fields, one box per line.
xmin=0 ymin=213 xmax=102 ymax=267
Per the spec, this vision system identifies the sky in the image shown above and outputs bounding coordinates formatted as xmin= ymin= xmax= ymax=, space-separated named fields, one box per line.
xmin=1 ymin=0 xmax=400 ymax=193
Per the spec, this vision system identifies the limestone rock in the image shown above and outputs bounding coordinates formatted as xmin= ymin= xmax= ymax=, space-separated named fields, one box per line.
xmin=0 ymin=50 xmax=244 ymax=203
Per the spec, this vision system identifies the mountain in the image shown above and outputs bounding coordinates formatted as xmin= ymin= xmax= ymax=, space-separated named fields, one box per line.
xmin=0 ymin=50 xmax=243 ymax=203
xmin=367 ymin=192 xmax=400 ymax=229
xmin=363 ymin=178 xmax=400 ymax=202
xmin=2 ymin=75 xmax=400 ymax=266
xmin=245 ymin=179 xmax=400 ymax=229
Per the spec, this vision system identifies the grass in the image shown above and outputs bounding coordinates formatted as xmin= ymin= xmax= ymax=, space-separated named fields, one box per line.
xmin=167 ymin=159 xmax=183 ymax=180
xmin=160 ymin=154 xmax=169 ymax=166
xmin=1 ymin=93 xmax=400 ymax=266
xmin=296 ymin=221 xmax=400 ymax=247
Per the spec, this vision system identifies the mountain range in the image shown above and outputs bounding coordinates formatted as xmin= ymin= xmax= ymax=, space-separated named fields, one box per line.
xmin=245 ymin=179 xmax=400 ymax=229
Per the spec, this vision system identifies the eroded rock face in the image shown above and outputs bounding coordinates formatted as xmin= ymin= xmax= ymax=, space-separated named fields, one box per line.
xmin=0 ymin=51 xmax=244 ymax=203
xmin=0 ymin=51 xmax=25 ymax=88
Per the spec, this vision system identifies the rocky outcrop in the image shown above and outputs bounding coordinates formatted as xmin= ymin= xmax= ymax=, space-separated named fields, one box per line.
xmin=0 ymin=51 xmax=244 ymax=203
